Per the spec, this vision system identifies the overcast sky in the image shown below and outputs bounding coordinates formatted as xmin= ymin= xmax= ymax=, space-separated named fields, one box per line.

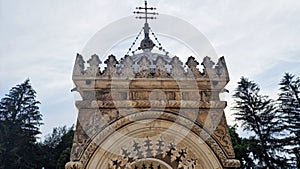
xmin=1 ymin=0 xmax=299 ymax=138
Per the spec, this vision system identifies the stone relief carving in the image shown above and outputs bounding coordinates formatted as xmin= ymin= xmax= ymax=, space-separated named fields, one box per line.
xmin=70 ymin=52 xmax=238 ymax=168
xmin=65 ymin=161 xmax=83 ymax=169
xmin=71 ymin=121 xmax=90 ymax=161
xmin=136 ymin=56 xmax=151 ymax=78
xmin=154 ymin=56 xmax=169 ymax=78
xmin=109 ymin=137 xmax=197 ymax=169
xmin=213 ymin=114 xmax=236 ymax=158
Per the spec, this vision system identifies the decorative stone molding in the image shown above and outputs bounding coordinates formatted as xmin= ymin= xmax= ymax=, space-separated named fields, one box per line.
xmin=65 ymin=161 xmax=83 ymax=169
xmin=72 ymin=52 xmax=229 ymax=81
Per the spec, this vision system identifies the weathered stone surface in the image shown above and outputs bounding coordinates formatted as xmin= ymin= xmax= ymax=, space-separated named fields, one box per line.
xmin=67 ymin=51 xmax=239 ymax=169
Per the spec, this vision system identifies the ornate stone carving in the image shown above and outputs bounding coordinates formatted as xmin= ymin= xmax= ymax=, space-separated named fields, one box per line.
xmin=109 ymin=137 xmax=197 ymax=169
xmin=85 ymin=54 xmax=101 ymax=76
xmin=70 ymin=51 xmax=238 ymax=168
xmin=186 ymin=56 xmax=203 ymax=78
xmin=201 ymin=56 xmax=216 ymax=78
xmin=154 ymin=56 xmax=169 ymax=78
xmin=136 ymin=56 xmax=151 ymax=78
xmin=102 ymin=55 xmax=118 ymax=78
xmin=170 ymin=56 xmax=185 ymax=78
xmin=73 ymin=53 xmax=85 ymax=76
xmin=213 ymin=114 xmax=236 ymax=158
xmin=65 ymin=161 xmax=83 ymax=169
xmin=70 ymin=121 xmax=90 ymax=160
xmin=119 ymin=56 xmax=135 ymax=78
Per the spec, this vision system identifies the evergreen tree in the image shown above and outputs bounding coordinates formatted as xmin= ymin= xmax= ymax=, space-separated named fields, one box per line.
xmin=0 ymin=79 xmax=43 ymax=169
xmin=228 ymin=125 xmax=255 ymax=168
xmin=232 ymin=77 xmax=287 ymax=168
xmin=40 ymin=125 xmax=74 ymax=169
xmin=277 ymin=73 xmax=300 ymax=168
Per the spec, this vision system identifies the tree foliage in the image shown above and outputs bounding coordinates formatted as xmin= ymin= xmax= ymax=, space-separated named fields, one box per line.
xmin=0 ymin=79 xmax=43 ymax=169
xmin=0 ymin=80 xmax=75 ymax=169
xmin=277 ymin=73 xmax=300 ymax=168
xmin=40 ymin=126 xmax=74 ymax=169
xmin=232 ymin=77 xmax=288 ymax=168
xmin=228 ymin=125 xmax=255 ymax=168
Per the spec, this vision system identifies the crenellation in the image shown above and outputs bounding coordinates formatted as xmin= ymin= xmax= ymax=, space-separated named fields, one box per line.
xmin=72 ymin=53 xmax=229 ymax=81
xmin=73 ymin=53 xmax=85 ymax=76
xmin=85 ymin=54 xmax=101 ymax=77
xmin=102 ymin=55 xmax=118 ymax=78
xmin=186 ymin=56 xmax=203 ymax=78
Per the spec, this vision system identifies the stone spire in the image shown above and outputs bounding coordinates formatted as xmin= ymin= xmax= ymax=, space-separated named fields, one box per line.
xmin=134 ymin=0 xmax=158 ymax=51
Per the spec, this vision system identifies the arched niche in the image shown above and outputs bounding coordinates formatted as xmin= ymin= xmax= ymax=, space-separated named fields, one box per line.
xmin=82 ymin=111 xmax=223 ymax=169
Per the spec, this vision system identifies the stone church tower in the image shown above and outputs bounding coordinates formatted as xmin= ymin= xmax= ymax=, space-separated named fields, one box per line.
xmin=66 ymin=1 xmax=240 ymax=169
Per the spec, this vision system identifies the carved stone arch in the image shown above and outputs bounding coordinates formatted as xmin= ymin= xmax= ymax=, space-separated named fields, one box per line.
xmin=70 ymin=52 xmax=240 ymax=168
xmin=78 ymin=110 xmax=235 ymax=169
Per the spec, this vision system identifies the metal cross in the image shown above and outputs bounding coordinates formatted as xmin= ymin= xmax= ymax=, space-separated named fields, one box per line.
xmin=134 ymin=0 xmax=158 ymax=23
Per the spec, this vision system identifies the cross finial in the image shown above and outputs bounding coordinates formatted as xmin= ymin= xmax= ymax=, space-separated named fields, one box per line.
xmin=134 ymin=1 xmax=158 ymax=51
xmin=134 ymin=0 xmax=158 ymax=23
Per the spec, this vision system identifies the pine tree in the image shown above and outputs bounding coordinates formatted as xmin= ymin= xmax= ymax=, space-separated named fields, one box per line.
xmin=277 ymin=73 xmax=300 ymax=168
xmin=0 ymin=79 xmax=43 ymax=169
xmin=232 ymin=77 xmax=287 ymax=168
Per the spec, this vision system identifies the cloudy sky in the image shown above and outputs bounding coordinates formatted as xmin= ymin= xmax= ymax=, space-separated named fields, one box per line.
xmin=1 ymin=0 xmax=299 ymax=138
